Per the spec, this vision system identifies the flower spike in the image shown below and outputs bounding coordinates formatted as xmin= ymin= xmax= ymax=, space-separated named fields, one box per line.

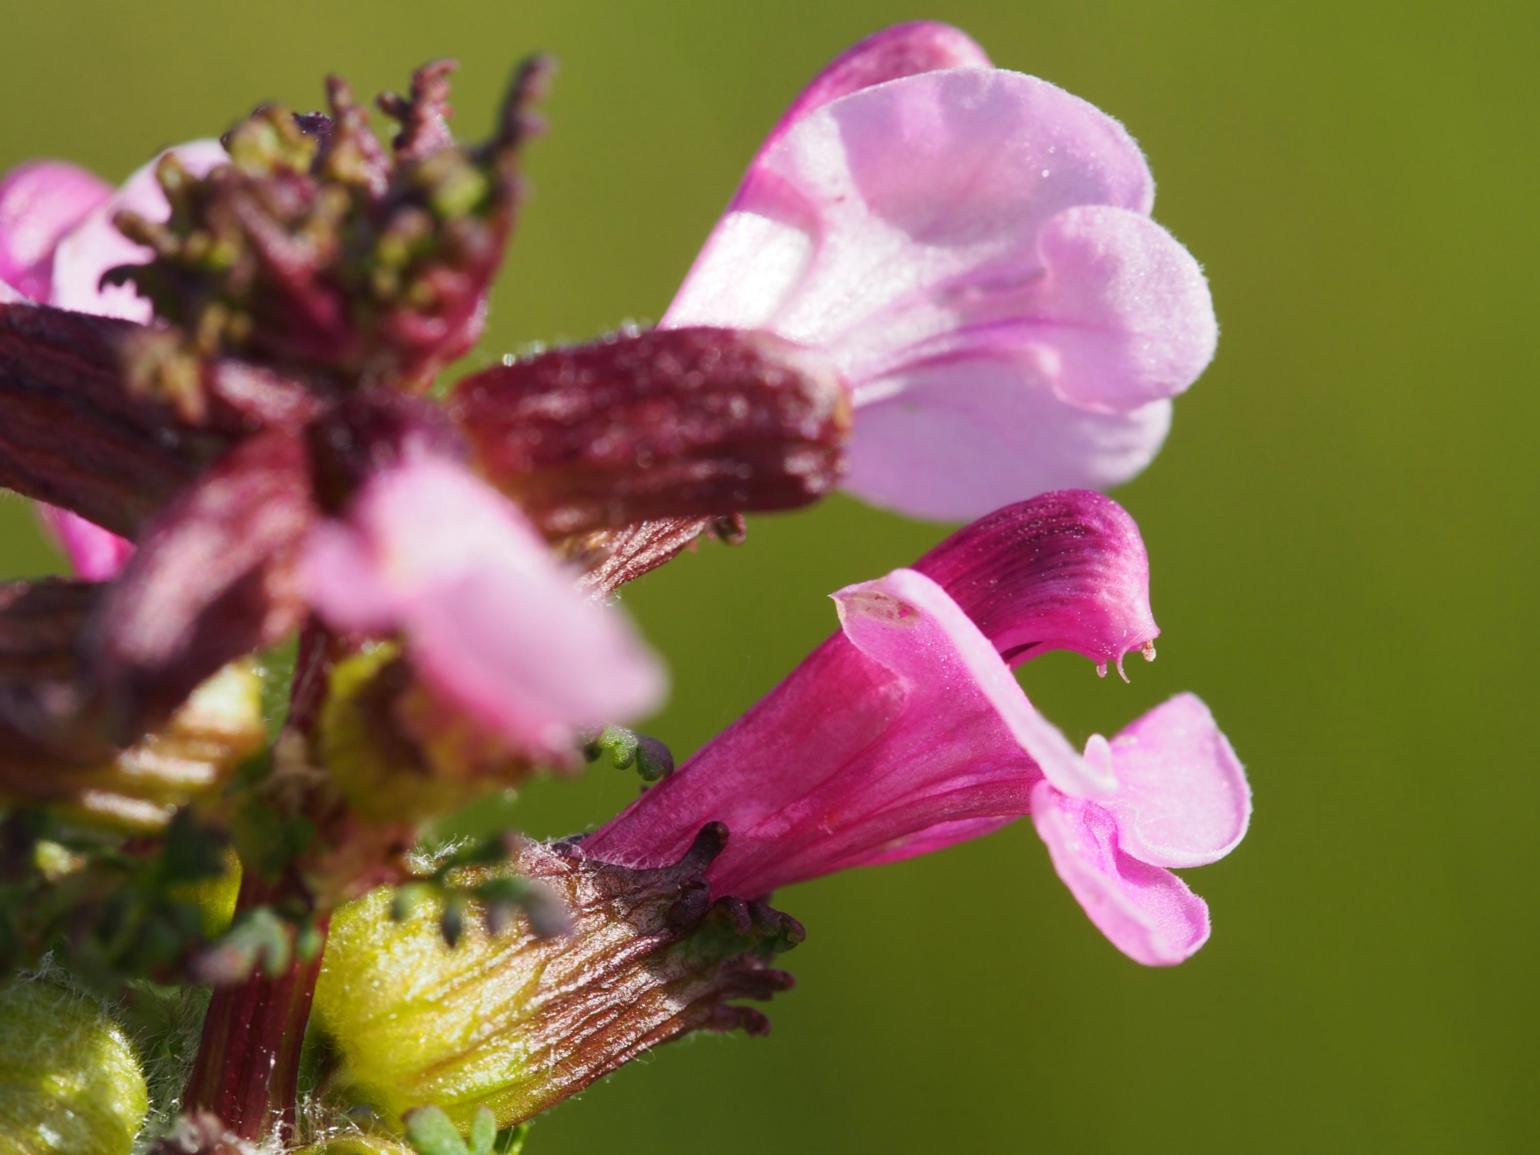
xmin=0 ymin=25 xmax=1244 ymax=1140
xmin=451 ymin=327 xmax=850 ymax=537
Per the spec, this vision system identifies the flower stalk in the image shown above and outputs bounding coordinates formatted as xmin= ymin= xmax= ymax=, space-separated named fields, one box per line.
xmin=182 ymin=624 xmax=337 ymax=1142
xmin=182 ymin=872 xmax=328 ymax=1142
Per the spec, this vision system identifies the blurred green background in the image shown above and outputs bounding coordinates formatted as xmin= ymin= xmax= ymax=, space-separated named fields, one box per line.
xmin=3 ymin=1 xmax=1537 ymax=1151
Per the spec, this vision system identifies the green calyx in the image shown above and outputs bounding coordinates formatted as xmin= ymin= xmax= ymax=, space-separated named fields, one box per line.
xmin=312 ymin=835 xmax=798 ymax=1134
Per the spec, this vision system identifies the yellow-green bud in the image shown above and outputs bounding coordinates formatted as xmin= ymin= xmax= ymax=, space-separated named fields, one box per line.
xmin=0 ymin=979 xmax=148 ymax=1155
xmin=313 ymin=830 xmax=801 ymax=1132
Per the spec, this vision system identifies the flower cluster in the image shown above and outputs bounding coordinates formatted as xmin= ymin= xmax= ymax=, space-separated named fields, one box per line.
xmin=0 ymin=21 xmax=1242 ymax=1155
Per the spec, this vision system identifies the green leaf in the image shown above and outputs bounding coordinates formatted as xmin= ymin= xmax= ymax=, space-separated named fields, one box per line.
xmin=467 ymin=1107 xmax=497 ymax=1155
xmin=403 ymin=1105 xmax=469 ymax=1155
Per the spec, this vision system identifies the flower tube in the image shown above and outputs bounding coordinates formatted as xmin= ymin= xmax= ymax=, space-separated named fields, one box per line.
xmin=590 ymin=492 xmax=1248 ymax=964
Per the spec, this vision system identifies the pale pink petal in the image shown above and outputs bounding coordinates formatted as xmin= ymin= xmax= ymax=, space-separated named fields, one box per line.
xmin=1095 ymin=693 xmax=1249 ymax=869
xmin=36 ymin=505 xmax=134 ymax=580
xmin=764 ymin=22 xmax=991 ymax=150
xmin=665 ymin=61 xmax=1221 ymax=518
xmin=0 ymin=279 xmax=21 ymax=304
xmin=300 ymin=457 xmax=665 ymax=758
xmin=50 ymin=140 xmax=226 ymax=319
xmin=0 ymin=161 xmax=111 ymax=300
xmin=845 ymin=357 xmax=1172 ymax=519
xmin=291 ymin=523 xmax=405 ymax=636
xmin=913 ymin=490 xmax=1157 ymax=669
xmin=665 ymin=69 xmax=1152 ymax=346
xmin=1021 ymin=206 xmax=1217 ymax=412
xmin=1030 ymin=780 xmax=1210 ymax=965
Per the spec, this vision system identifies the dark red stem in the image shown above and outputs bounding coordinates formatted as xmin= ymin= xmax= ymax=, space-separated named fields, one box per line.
xmin=183 ymin=621 xmax=337 ymax=1143
xmin=182 ymin=873 xmax=328 ymax=1142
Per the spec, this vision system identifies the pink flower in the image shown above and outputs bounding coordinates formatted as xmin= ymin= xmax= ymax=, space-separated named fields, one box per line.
xmin=0 ymin=143 xmax=225 ymax=579
xmin=301 ymin=454 xmax=666 ymax=760
xmin=0 ymin=161 xmax=110 ymax=301
xmin=588 ymin=492 xmax=1248 ymax=965
xmin=49 ymin=141 xmax=228 ymax=321
xmin=664 ymin=22 xmax=1217 ymax=519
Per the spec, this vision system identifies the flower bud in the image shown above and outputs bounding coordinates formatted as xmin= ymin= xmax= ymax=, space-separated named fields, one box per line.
xmin=0 ymin=978 xmax=148 ymax=1155
xmin=313 ymin=828 xmax=800 ymax=1130
xmin=450 ymin=327 xmax=850 ymax=537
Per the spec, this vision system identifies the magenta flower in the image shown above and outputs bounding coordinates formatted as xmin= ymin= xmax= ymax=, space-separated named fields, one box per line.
xmin=665 ymin=22 xmax=1218 ymax=519
xmin=588 ymin=492 xmax=1249 ymax=964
